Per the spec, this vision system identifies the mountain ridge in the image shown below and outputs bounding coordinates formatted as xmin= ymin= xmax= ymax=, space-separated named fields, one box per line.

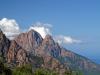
xmin=0 ymin=29 xmax=100 ymax=75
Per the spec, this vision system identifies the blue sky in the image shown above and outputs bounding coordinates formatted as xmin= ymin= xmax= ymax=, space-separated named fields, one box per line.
xmin=0 ymin=0 xmax=100 ymax=63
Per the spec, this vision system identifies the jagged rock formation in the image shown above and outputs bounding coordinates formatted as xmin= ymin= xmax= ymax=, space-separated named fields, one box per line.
xmin=0 ymin=30 xmax=10 ymax=61
xmin=35 ymin=35 xmax=61 ymax=58
xmin=14 ymin=31 xmax=68 ymax=74
xmin=60 ymin=48 xmax=100 ymax=75
xmin=15 ymin=30 xmax=43 ymax=53
xmin=0 ymin=29 xmax=100 ymax=75
xmin=7 ymin=40 xmax=27 ymax=66
xmin=35 ymin=34 xmax=100 ymax=75
xmin=14 ymin=30 xmax=100 ymax=75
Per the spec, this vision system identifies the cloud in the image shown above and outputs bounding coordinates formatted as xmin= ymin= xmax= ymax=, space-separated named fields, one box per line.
xmin=0 ymin=18 xmax=20 ymax=39
xmin=29 ymin=22 xmax=82 ymax=44
xmin=29 ymin=22 xmax=52 ymax=38
xmin=0 ymin=18 xmax=82 ymax=45
xmin=54 ymin=35 xmax=82 ymax=44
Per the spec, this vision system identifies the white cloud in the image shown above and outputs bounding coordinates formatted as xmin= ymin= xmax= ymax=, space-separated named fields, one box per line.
xmin=54 ymin=35 xmax=82 ymax=44
xmin=29 ymin=22 xmax=82 ymax=44
xmin=0 ymin=18 xmax=20 ymax=39
xmin=29 ymin=22 xmax=52 ymax=38
xmin=0 ymin=18 xmax=82 ymax=45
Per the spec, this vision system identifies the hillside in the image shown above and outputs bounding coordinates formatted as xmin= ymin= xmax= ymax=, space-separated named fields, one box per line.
xmin=0 ymin=29 xmax=100 ymax=75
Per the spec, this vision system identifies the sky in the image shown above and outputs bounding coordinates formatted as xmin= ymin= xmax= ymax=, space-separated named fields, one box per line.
xmin=0 ymin=0 xmax=100 ymax=64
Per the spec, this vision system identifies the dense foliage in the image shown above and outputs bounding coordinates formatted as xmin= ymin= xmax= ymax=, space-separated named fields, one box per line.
xmin=0 ymin=62 xmax=83 ymax=75
xmin=12 ymin=64 xmax=33 ymax=75
xmin=0 ymin=60 xmax=12 ymax=75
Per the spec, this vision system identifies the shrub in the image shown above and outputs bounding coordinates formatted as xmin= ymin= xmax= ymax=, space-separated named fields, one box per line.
xmin=12 ymin=64 xmax=32 ymax=75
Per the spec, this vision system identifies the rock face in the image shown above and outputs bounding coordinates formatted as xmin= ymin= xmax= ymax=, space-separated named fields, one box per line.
xmin=14 ymin=30 xmax=65 ymax=71
xmin=15 ymin=30 xmax=43 ymax=53
xmin=0 ymin=30 xmax=10 ymax=61
xmin=7 ymin=40 xmax=26 ymax=66
xmin=34 ymin=34 xmax=100 ymax=75
xmin=35 ymin=35 xmax=61 ymax=58
xmin=60 ymin=48 xmax=100 ymax=74
xmin=0 ymin=29 xmax=100 ymax=75
xmin=0 ymin=29 xmax=27 ymax=66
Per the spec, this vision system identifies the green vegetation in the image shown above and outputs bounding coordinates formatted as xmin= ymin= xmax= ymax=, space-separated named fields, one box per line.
xmin=12 ymin=64 xmax=32 ymax=75
xmin=0 ymin=64 xmax=83 ymax=75
xmin=0 ymin=59 xmax=83 ymax=75
xmin=0 ymin=60 xmax=12 ymax=75
xmin=12 ymin=65 xmax=83 ymax=75
xmin=33 ymin=68 xmax=58 ymax=75
xmin=71 ymin=71 xmax=83 ymax=75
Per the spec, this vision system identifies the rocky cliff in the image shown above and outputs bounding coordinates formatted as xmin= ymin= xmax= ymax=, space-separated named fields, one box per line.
xmin=15 ymin=30 xmax=43 ymax=53
xmin=0 ymin=29 xmax=10 ymax=61
xmin=0 ymin=29 xmax=100 ymax=75
xmin=7 ymin=40 xmax=27 ymax=66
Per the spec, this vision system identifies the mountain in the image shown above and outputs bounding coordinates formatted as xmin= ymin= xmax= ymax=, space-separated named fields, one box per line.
xmin=0 ymin=29 xmax=10 ymax=61
xmin=15 ymin=30 xmax=43 ymax=52
xmin=0 ymin=29 xmax=68 ymax=75
xmin=60 ymin=48 xmax=100 ymax=75
xmin=33 ymin=34 xmax=100 ymax=75
xmin=14 ymin=30 xmax=68 ymax=74
xmin=14 ymin=29 xmax=100 ymax=75
xmin=0 ymin=29 xmax=100 ymax=75
xmin=7 ymin=40 xmax=27 ymax=66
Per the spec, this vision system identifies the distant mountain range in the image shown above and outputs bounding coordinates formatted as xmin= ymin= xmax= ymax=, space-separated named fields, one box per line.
xmin=0 ymin=29 xmax=100 ymax=75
